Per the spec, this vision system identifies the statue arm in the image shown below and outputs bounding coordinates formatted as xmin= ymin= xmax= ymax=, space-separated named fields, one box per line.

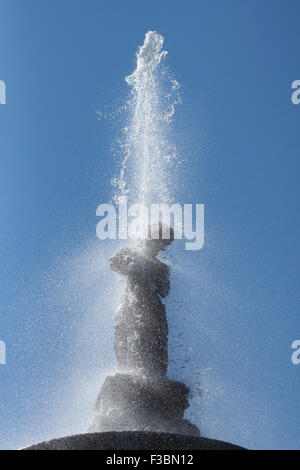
xmin=110 ymin=248 xmax=137 ymax=275
xmin=157 ymin=277 xmax=170 ymax=298
xmin=110 ymin=250 xmax=170 ymax=297
xmin=156 ymin=264 xmax=170 ymax=297
xmin=144 ymin=260 xmax=170 ymax=297
xmin=110 ymin=249 xmax=152 ymax=280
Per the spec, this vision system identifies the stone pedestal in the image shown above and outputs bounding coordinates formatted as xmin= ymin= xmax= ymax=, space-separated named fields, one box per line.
xmin=89 ymin=373 xmax=200 ymax=437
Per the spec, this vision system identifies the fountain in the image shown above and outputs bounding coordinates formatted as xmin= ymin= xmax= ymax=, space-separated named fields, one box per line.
xmin=24 ymin=31 xmax=243 ymax=451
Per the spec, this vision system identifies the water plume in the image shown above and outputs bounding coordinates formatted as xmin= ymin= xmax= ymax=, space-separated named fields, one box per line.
xmin=113 ymin=31 xmax=180 ymax=208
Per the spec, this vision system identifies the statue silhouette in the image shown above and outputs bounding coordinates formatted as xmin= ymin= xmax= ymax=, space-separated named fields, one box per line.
xmin=89 ymin=223 xmax=200 ymax=437
xmin=110 ymin=224 xmax=174 ymax=378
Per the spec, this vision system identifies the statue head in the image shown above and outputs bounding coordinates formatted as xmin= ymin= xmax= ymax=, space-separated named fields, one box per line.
xmin=142 ymin=223 xmax=174 ymax=257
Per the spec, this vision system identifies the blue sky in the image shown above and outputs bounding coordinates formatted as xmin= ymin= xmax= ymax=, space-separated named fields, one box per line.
xmin=0 ymin=0 xmax=299 ymax=449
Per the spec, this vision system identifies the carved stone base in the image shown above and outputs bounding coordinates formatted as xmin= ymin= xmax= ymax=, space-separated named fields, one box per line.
xmin=89 ymin=373 xmax=200 ymax=437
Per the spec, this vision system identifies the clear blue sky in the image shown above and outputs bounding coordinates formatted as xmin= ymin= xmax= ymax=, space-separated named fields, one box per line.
xmin=0 ymin=0 xmax=299 ymax=449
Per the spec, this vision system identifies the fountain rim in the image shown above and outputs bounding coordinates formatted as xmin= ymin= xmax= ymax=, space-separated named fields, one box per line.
xmin=21 ymin=431 xmax=245 ymax=451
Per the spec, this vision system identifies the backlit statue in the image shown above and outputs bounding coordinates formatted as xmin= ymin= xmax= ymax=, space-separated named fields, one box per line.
xmin=110 ymin=224 xmax=174 ymax=377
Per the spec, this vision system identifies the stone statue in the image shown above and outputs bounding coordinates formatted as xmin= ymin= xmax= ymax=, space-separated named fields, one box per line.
xmin=89 ymin=224 xmax=200 ymax=437
xmin=110 ymin=224 xmax=174 ymax=378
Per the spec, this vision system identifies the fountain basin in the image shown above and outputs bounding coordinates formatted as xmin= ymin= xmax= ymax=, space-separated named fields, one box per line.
xmin=23 ymin=431 xmax=244 ymax=450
